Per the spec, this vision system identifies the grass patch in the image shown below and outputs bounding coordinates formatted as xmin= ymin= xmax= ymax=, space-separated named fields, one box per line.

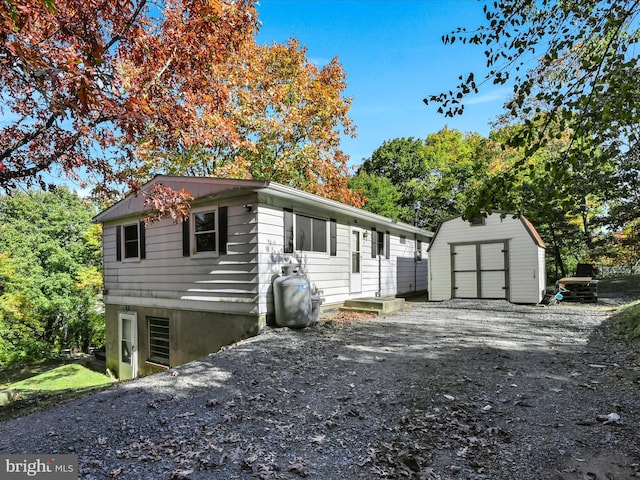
xmin=9 ymin=363 xmax=113 ymax=392
xmin=612 ymin=300 xmax=640 ymax=341
xmin=0 ymin=361 xmax=115 ymax=421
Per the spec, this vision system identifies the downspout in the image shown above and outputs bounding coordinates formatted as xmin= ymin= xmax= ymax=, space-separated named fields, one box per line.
xmin=377 ymin=254 xmax=381 ymax=297
xmin=414 ymin=235 xmax=419 ymax=294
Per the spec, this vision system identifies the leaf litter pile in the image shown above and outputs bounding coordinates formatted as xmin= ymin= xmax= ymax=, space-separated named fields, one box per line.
xmin=2 ymin=299 xmax=640 ymax=479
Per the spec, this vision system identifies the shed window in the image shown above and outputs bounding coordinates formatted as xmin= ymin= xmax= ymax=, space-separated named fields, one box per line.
xmin=148 ymin=317 xmax=169 ymax=366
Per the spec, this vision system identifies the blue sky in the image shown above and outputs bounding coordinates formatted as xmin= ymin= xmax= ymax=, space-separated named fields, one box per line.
xmin=256 ymin=0 xmax=512 ymax=170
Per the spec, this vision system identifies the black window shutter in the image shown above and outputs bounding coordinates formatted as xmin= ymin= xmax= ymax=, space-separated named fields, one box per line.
xmin=371 ymin=227 xmax=377 ymax=258
xmin=116 ymin=225 xmax=122 ymax=261
xmin=385 ymin=231 xmax=391 ymax=259
xmin=284 ymin=208 xmax=294 ymax=253
xmin=329 ymin=219 xmax=337 ymax=256
xmin=182 ymin=217 xmax=191 ymax=257
xmin=139 ymin=221 xmax=146 ymax=260
xmin=219 ymin=206 xmax=228 ymax=254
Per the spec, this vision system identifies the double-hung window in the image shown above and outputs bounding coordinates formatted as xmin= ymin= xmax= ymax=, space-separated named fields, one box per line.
xmin=371 ymin=228 xmax=390 ymax=259
xmin=123 ymin=224 xmax=139 ymax=258
xmin=194 ymin=210 xmax=217 ymax=253
xmin=116 ymin=221 xmax=145 ymax=261
xmin=182 ymin=206 xmax=228 ymax=257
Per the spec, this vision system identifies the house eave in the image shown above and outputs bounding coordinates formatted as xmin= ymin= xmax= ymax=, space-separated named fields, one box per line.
xmin=261 ymin=182 xmax=433 ymax=239
xmin=92 ymin=175 xmax=433 ymax=239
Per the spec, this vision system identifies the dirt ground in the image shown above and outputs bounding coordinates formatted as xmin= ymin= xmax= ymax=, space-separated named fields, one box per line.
xmin=1 ymin=298 xmax=640 ymax=479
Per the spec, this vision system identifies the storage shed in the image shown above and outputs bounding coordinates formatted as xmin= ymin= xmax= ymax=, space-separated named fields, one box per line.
xmin=428 ymin=213 xmax=546 ymax=304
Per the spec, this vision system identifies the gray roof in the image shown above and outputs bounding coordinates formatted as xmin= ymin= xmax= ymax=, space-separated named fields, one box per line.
xmin=93 ymin=175 xmax=433 ymax=239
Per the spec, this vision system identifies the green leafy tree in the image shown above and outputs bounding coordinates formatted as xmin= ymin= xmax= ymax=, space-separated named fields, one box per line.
xmin=355 ymin=137 xmax=426 ymax=224
xmin=595 ymin=142 xmax=640 ymax=273
xmin=348 ymin=172 xmax=413 ymax=224
xmin=356 ymin=129 xmax=494 ymax=229
xmin=419 ymin=129 xmax=494 ymax=228
xmin=0 ymin=189 xmax=102 ymax=365
xmin=484 ymin=123 xmax=616 ymax=278
xmin=425 ymin=0 xmax=639 ymax=216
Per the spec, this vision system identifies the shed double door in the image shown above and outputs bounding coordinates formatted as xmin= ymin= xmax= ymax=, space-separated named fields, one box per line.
xmin=451 ymin=241 xmax=509 ymax=300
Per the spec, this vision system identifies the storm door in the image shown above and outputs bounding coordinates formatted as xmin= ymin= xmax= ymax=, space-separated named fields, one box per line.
xmin=350 ymin=228 xmax=363 ymax=293
xmin=118 ymin=311 xmax=138 ymax=380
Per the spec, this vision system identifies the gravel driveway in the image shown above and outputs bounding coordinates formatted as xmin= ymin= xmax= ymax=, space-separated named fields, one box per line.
xmin=1 ymin=299 xmax=639 ymax=479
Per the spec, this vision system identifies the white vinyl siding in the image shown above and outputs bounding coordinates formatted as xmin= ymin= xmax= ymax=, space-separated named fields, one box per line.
xmin=103 ymin=187 xmax=432 ymax=318
xmin=257 ymin=203 xmax=429 ymax=308
xmin=103 ymin=200 xmax=260 ymax=315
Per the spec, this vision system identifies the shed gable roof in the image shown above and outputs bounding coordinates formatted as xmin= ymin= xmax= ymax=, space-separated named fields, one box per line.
xmin=427 ymin=212 xmax=545 ymax=251
xmin=519 ymin=215 xmax=545 ymax=248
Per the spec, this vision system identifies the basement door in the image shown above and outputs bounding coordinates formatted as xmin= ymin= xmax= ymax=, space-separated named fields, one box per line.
xmin=451 ymin=241 xmax=509 ymax=300
xmin=118 ymin=311 xmax=138 ymax=380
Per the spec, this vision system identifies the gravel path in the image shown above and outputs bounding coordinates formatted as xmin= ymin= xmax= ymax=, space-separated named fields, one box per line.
xmin=1 ymin=299 xmax=639 ymax=479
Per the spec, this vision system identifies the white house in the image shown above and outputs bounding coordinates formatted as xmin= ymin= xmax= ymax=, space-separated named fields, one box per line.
xmin=428 ymin=213 xmax=546 ymax=304
xmin=94 ymin=176 xmax=433 ymax=379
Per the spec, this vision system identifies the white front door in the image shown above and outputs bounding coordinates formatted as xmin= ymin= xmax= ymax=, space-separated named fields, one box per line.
xmin=118 ymin=311 xmax=138 ymax=380
xmin=350 ymin=228 xmax=362 ymax=293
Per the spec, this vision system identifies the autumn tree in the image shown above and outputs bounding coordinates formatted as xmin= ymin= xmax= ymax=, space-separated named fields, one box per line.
xmin=145 ymin=39 xmax=361 ymax=205
xmin=0 ymin=0 xmax=360 ymax=213
xmin=1 ymin=0 xmax=245 ymax=191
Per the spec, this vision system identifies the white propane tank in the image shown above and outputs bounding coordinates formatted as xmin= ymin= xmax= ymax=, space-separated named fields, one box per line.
xmin=274 ymin=265 xmax=312 ymax=328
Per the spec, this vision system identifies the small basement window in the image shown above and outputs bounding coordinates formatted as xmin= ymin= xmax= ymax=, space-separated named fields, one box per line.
xmin=148 ymin=317 xmax=170 ymax=366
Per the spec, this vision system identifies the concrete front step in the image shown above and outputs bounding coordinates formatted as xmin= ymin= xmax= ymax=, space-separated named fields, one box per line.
xmin=339 ymin=297 xmax=405 ymax=315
